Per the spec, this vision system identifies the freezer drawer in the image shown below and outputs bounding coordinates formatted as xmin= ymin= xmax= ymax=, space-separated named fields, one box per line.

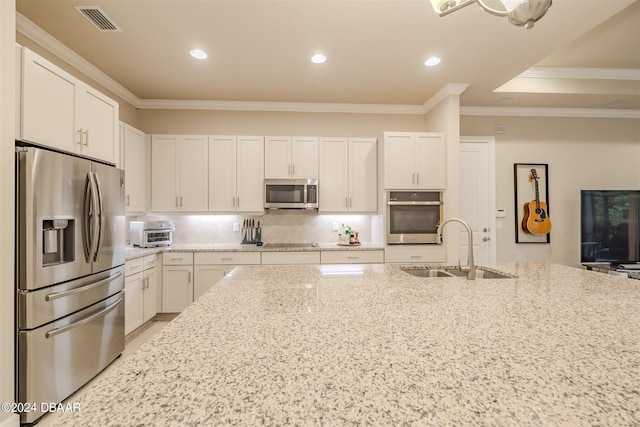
xmin=17 ymin=292 xmax=124 ymax=424
xmin=17 ymin=266 xmax=124 ymax=330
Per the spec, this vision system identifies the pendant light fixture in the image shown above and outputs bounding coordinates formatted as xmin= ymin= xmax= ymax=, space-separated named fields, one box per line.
xmin=429 ymin=0 xmax=552 ymax=29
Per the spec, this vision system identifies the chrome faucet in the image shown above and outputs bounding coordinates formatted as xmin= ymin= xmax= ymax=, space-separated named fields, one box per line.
xmin=437 ymin=218 xmax=476 ymax=280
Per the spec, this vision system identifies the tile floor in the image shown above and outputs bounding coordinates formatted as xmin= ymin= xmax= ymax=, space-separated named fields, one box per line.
xmin=35 ymin=320 xmax=170 ymax=427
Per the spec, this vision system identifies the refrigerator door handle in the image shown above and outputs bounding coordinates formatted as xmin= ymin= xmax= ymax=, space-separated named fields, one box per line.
xmin=92 ymin=172 xmax=105 ymax=262
xmin=45 ymin=297 xmax=122 ymax=338
xmin=44 ymin=271 xmax=123 ymax=301
xmin=82 ymin=173 xmax=93 ymax=262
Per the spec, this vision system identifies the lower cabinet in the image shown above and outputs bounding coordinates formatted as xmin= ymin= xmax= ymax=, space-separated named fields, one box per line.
xmin=162 ymin=252 xmax=194 ymax=313
xmin=194 ymin=252 xmax=261 ymax=300
xmin=320 ymin=250 xmax=384 ymax=264
xmin=261 ymin=251 xmax=321 ymax=265
xmin=124 ymin=253 xmax=159 ymax=335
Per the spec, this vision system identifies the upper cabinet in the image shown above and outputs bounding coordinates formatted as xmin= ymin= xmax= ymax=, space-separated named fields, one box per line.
xmin=20 ymin=47 xmax=119 ymax=165
xmin=151 ymin=135 xmax=208 ymax=212
xmin=209 ymin=135 xmax=264 ymax=213
xmin=319 ymin=137 xmax=377 ymax=212
xmin=383 ymin=132 xmax=445 ymax=190
xmin=121 ymin=123 xmax=146 ymax=213
xmin=265 ymin=136 xmax=318 ymax=179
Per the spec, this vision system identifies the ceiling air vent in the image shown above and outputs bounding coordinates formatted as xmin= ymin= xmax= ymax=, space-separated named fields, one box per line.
xmin=74 ymin=6 xmax=122 ymax=32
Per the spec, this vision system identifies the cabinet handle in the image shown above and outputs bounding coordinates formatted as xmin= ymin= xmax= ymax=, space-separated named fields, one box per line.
xmin=345 ymin=197 xmax=349 ymax=208
xmin=349 ymin=197 xmax=352 ymax=207
xmin=237 ymin=197 xmax=240 ymax=207
xmin=83 ymin=129 xmax=89 ymax=147
xmin=188 ymin=271 xmax=192 ymax=282
xmin=180 ymin=196 xmax=183 ymax=207
xmin=288 ymin=164 xmax=291 ymax=175
xmin=292 ymin=164 xmax=295 ymax=176
xmin=410 ymin=255 xmax=422 ymax=259
xmin=347 ymin=256 xmax=358 ymax=260
xmin=232 ymin=197 xmax=235 ymax=208
xmin=175 ymin=197 xmax=179 ymax=208
xmin=221 ymin=257 xmax=233 ymax=262
xmin=412 ymin=173 xmax=415 ymax=185
xmin=416 ymin=173 xmax=419 ymax=185
xmin=76 ymin=129 xmax=83 ymax=146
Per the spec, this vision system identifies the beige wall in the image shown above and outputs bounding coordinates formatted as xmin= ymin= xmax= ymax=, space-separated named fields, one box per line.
xmin=462 ymin=115 xmax=640 ymax=266
xmin=1 ymin=2 xmax=18 ymax=426
xmin=137 ymin=109 xmax=426 ymax=136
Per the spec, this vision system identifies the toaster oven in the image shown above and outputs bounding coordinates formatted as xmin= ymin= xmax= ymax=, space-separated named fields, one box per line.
xmin=129 ymin=221 xmax=174 ymax=248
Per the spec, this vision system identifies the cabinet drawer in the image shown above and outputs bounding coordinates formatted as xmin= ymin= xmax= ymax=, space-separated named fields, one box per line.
xmin=125 ymin=258 xmax=144 ymax=276
xmin=261 ymin=251 xmax=320 ymax=265
xmin=384 ymin=246 xmax=446 ymax=263
xmin=143 ymin=253 xmax=161 ymax=270
xmin=194 ymin=251 xmax=261 ymax=265
xmin=321 ymin=250 xmax=384 ymax=264
xmin=163 ymin=252 xmax=194 ymax=266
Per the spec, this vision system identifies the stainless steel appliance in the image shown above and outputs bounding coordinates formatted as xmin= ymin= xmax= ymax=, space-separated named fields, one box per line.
xmin=130 ymin=220 xmax=174 ymax=247
xmin=386 ymin=191 xmax=443 ymax=244
xmin=15 ymin=146 xmax=125 ymax=425
xmin=264 ymin=179 xmax=318 ymax=209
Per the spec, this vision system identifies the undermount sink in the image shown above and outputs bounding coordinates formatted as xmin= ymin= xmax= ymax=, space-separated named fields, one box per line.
xmin=402 ymin=267 xmax=515 ymax=279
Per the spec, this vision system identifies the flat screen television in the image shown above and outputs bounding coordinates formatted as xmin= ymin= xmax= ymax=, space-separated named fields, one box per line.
xmin=581 ymin=190 xmax=640 ymax=264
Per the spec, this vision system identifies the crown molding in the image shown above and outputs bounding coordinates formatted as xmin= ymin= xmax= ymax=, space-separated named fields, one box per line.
xmin=460 ymin=106 xmax=640 ymax=119
xmin=422 ymin=83 xmax=470 ymax=113
xmin=138 ymin=99 xmax=424 ymax=114
xmin=519 ymin=67 xmax=640 ymax=81
xmin=16 ymin=12 xmax=141 ymax=108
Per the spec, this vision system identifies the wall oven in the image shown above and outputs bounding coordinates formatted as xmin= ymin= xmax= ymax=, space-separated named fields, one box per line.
xmin=386 ymin=191 xmax=443 ymax=244
xmin=264 ymin=179 xmax=318 ymax=209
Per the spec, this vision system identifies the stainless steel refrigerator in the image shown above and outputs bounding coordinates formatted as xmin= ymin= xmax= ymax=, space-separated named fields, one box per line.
xmin=15 ymin=146 xmax=125 ymax=425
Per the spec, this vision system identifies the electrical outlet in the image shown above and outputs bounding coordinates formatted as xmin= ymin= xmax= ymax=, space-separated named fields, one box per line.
xmin=233 ymin=223 xmax=239 ymax=232
xmin=332 ymin=222 xmax=339 ymax=231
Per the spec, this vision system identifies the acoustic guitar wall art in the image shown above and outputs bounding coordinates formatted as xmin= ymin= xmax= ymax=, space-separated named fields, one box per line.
xmin=521 ymin=169 xmax=552 ymax=235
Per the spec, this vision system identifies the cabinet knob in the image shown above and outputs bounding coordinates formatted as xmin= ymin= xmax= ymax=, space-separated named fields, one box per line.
xmin=483 ymin=237 xmax=490 ymax=241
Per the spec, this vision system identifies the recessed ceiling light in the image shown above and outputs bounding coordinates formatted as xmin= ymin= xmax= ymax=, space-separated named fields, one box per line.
xmin=311 ymin=54 xmax=327 ymax=64
xmin=424 ymin=57 xmax=441 ymax=67
xmin=190 ymin=49 xmax=207 ymax=60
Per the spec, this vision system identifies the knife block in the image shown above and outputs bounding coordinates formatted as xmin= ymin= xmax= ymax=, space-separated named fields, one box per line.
xmin=242 ymin=228 xmax=261 ymax=245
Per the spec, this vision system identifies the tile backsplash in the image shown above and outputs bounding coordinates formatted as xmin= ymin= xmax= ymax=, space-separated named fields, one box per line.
xmin=129 ymin=211 xmax=383 ymax=245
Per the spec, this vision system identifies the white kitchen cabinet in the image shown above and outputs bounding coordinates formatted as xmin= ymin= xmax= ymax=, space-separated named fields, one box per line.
xmin=384 ymin=246 xmax=446 ymax=263
xmin=124 ymin=254 xmax=159 ymax=335
xmin=162 ymin=252 xmax=194 ymax=313
xmin=320 ymin=250 xmax=384 ymax=264
xmin=194 ymin=252 xmax=261 ymax=299
xmin=151 ymin=135 xmax=208 ymax=212
xmin=20 ymin=47 xmax=119 ymax=164
xmin=265 ymin=136 xmax=318 ymax=179
xmin=121 ymin=123 xmax=146 ymax=213
xmin=383 ymin=132 xmax=445 ymax=189
xmin=209 ymin=135 xmax=264 ymax=213
xmin=261 ymin=251 xmax=320 ymax=265
xmin=319 ymin=137 xmax=377 ymax=212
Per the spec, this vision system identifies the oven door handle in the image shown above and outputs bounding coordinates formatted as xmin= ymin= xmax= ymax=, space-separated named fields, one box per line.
xmin=387 ymin=201 xmax=442 ymax=206
xmin=45 ymin=297 xmax=122 ymax=338
xmin=45 ymin=271 xmax=123 ymax=301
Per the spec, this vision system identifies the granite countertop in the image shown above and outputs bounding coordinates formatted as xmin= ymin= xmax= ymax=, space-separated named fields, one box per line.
xmin=125 ymin=242 xmax=384 ymax=260
xmin=48 ymin=262 xmax=639 ymax=426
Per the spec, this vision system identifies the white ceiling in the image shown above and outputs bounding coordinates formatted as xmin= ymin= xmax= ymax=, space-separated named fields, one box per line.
xmin=15 ymin=0 xmax=640 ymax=114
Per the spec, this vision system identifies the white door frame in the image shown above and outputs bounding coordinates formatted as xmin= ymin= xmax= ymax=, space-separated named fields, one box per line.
xmin=460 ymin=136 xmax=497 ymax=264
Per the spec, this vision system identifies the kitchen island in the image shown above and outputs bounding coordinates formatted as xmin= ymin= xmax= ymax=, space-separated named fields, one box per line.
xmin=47 ymin=262 xmax=639 ymax=426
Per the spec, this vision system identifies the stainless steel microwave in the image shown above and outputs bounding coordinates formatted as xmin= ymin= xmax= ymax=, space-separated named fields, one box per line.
xmin=264 ymin=179 xmax=319 ymax=209
xmin=386 ymin=191 xmax=443 ymax=244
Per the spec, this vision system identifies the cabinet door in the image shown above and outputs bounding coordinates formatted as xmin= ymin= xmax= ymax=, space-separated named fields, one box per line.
xmin=194 ymin=265 xmax=226 ymax=301
xmin=124 ymin=272 xmax=144 ymax=335
xmin=292 ymin=137 xmax=318 ymax=179
xmin=264 ymin=136 xmax=292 ymax=179
xmin=21 ymin=48 xmax=78 ymax=154
xmin=151 ymin=135 xmax=179 ymax=211
xmin=349 ymin=138 xmax=377 ymax=212
xmin=236 ymin=136 xmax=265 ymax=212
xmin=162 ymin=266 xmax=193 ymax=313
xmin=209 ymin=135 xmax=237 ymax=212
xmin=384 ymin=133 xmax=415 ymax=189
xmin=143 ymin=267 xmax=157 ymax=322
xmin=414 ymin=134 xmax=446 ymax=189
xmin=123 ymin=124 xmax=146 ymax=212
xmin=76 ymin=83 xmax=119 ymax=164
xmin=179 ymin=136 xmax=209 ymax=211
xmin=319 ymin=137 xmax=349 ymax=212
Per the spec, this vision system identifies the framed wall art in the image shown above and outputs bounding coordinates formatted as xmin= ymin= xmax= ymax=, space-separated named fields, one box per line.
xmin=514 ymin=163 xmax=551 ymax=243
